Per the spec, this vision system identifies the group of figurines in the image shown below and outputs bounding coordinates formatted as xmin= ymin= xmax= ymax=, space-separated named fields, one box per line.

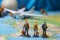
xmin=21 ymin=19 xmax=48 ymax=38
xmin=0 ymin=6 xmax=48 ymax=38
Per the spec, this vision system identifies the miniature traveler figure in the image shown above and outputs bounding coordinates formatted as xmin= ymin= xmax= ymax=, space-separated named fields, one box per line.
xmin=40 ymin=9 xmax=47 ymax=16
xmin=23 ymin=19 xmax=30 ymax=37
xmin=41 ymin=21 xmax=48 ymax=38
xmin=19 ymin=20 xmax=25 ymax=36
xmin=33 ymin=21 xmax=39 ymax=37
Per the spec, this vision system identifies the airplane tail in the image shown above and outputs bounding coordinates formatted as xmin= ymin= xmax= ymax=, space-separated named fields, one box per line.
xmin=28 ymin=7 xmax=35 ymax=14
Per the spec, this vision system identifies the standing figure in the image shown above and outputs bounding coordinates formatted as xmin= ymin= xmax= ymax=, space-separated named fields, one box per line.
xmin=41 ymin=21 xmax=48 ymax=38
xmin=40 ymin=9 xmax=47 ymax=16
xmin=33 ymin=21 xmax=39 ymax=37
xmin=23 ymin=19 xmax=30 ymax=37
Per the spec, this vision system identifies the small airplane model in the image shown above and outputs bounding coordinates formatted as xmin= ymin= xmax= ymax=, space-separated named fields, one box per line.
xmin=4 ymin=7 xmax=47 ymax=19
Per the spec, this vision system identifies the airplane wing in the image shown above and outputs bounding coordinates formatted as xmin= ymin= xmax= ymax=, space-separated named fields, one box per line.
xmin=4 ymin=8 xmax=17 ymax=14
xmin=21 ymin=12 xmax=44 ymax=17
xmin=18 ymin=8 xmax=26 ymax=12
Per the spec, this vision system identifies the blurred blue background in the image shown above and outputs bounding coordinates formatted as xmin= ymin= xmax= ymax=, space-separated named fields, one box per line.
xmin=0 ymin=0 xmax=60 ymax=11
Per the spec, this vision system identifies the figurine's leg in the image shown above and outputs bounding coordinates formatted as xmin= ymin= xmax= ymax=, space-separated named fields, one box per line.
xmin=43 ymin=30 xmax=44 ymax=36
xmin=45 ymin=30 xmax=46 ymax=36
xmin=25 ymin=28 xmax=26 ymax=35
xmin=44 ymin=30 xmax=46 ymax=36
xmin=36 ymin=30 xmax=37 ymax=35
xmin=34 ymin=29 xmax=36 ymax=35
xmin=27 ymin=29 xmax=28 ymax=35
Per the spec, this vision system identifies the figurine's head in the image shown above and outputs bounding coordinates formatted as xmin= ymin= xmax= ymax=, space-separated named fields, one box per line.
xmin=34 ymin=21 xmax=38 ymax=25
xmin=25 ymin=18 xmax=28 ymax=23
xmin=40 ymin=8 xmax=45 ymax=14
xmin=44 ymin=21 xmax=46 ymax=25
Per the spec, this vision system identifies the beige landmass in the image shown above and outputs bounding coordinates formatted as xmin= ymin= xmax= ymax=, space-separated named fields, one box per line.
xmin=0 ymin=35 xmax=5 ymax=40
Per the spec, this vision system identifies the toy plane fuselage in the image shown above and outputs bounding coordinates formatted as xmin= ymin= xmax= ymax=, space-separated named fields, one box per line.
xmin=4 ymin=7 xmax=44 ymax=19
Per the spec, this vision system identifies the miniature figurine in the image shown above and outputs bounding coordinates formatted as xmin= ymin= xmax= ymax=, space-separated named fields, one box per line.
xmin=41 ymin=21 xmax=48 ymax=38
xmin=40 ymin=9 xmax=47 ymax=16
xmin=23 ymin=19 xmax=30 ymax=37
xmin=33 ymin=21 xmax=39 ymax=37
